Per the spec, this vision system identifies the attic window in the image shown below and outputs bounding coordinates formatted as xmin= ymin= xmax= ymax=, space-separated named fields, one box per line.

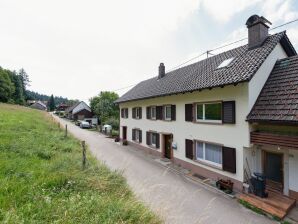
xmin=217 ymin=57 xmax=234 ymax=69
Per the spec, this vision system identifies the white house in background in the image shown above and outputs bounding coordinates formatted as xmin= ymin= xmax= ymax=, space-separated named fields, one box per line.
xmin=65 ymin=101 xmax=93 ymax=120
xmin=115 ymin=15 xmax=298 ymax=202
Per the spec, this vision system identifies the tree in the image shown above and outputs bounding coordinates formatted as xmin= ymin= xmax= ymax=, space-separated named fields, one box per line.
xmin=89 ymin=91 xmax=119 ymax=124
xmin=9 ymin=71 xmax=25 ymax=105
xmin=0 ymin=67 xmax=15 ymax=102
xmin=48 ymin=94 xmax=55 ymax=111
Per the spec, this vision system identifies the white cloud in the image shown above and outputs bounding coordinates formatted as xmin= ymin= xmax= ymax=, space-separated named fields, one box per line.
xmin=201 ymin=0 xmax=261 ymax=23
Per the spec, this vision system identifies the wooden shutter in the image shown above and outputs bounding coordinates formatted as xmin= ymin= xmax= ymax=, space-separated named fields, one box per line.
xmin=185 ymin=104 xmax=193 ymax=122
xmin=156 ymin=133 xmax=160 ymax=148
xmin=222 ymin=146 xmax=236 ymax=173
xmin=139 ymin=130 xmax=142 ymax=143
xmin=185 ymin=139 xmax=194 ymax=159
xmin=146 ymin=107 xmax=151 ymax=119
xmin=139 ymin=107 xmax=142 ymax=119
xmin=125 ymin=108 xmax=128 ymax=118
xmin=156 ymin=106 xmax=163 ymax=120
xmin=146 ymin=132 xmax=151 ymax=145
xmin=222 ymin=101 xmax=235 ymax=124
xmin=171 ymin=105 xmax=176 ymax=121
xmin=132 ymin=108 xmax=136 ymax=118
xmin=132 ymin=129 xmax=136 ymax=140
xmin=121 ymin=109 xmax=124 ymax=118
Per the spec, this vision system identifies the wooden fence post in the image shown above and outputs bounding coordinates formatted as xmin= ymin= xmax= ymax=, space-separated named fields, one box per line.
xmin=65 ymin=124 xmax=68 ymax=137
xmin=82 ymin=141 xmax=86 ymax=169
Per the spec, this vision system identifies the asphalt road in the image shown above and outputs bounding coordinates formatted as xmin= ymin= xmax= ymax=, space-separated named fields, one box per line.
xmin=54 ymin=116 xmax=275 ymax=224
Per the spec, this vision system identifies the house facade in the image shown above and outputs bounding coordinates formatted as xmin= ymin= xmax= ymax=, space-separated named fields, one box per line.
xmin=30 ymin=101 xmax=47 ymax=111
xmin=115 ymin=15 xmax=298 ymax=198
xmin=65 ymin=101 xmax=93 ymax=120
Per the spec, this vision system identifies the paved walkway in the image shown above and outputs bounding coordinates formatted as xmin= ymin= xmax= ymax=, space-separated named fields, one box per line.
xmin=54 ymin=116 xmax=275 ymax=224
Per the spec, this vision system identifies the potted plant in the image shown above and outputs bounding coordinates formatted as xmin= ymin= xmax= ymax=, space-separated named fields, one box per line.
xmin=216 ymin=179 xmax=233 ymax=194
xmin=122 ymin=140 xmax=128 ymax=146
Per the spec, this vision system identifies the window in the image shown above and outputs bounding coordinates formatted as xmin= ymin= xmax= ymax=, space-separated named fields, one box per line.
xmin=195 ymin=141 xmax=222 ymax=167
xmin=165 ymin=105 xmax=171 ymax=120
xmin=121 ymin=108 xmax=128 ymax=118
xmin=151 ymin=107 xmax=156 ymax=119
xmin=135 ymin=129 xmax=140 ymax=142
xmin=217 ymin=57 xmax=234 ymax=69
xmin=136 ymin=107 xmax=140 ymax=119
xmin=133 ymin=107 xmax=142 ymax=119
xmin=196 ymin=102 xmax=222 ymax=122
xmin=151 ymin=133 xmax=156 ymax=146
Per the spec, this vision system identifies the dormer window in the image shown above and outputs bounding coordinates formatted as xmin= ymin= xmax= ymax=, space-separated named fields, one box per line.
xmin=217 ymin=58 xmax=234 ymax=69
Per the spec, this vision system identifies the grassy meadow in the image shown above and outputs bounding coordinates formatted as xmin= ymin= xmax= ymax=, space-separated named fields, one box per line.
xmin=0 ymin=104 xmax=160 ymax=223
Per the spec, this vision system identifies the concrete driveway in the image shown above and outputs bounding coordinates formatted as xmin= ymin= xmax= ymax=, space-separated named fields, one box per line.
xmin=54 ymin=116 xmax=275 ymax=224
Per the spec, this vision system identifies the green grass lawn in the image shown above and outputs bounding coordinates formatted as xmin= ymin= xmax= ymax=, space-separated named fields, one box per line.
xmin=0 ymin=104 xmax=160 ymax=223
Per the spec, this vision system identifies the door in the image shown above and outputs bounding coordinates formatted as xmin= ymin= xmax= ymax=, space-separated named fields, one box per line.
xmin=122 ymin=126 xmax=127 ymax=140
xmin=164 ymin=135 xmax=172 ymax=159
xmin=264 ymin=151 xmax=283 ymax=191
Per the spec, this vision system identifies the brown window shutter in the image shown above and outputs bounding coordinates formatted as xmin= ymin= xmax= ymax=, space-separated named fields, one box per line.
xmin=222 ymin=101 xmax=235 ymax=124
xmin=139 ymin=130 xmax=142 ymax=143
xmin=171 ymin=105 xmax=176 ymax=121
xmin=132 ymin=129 xmax=136 ymax=140
xmin=185 ymin=104 xmax=193 ymax=122
xmin=156 ymin=133 xmax=160 ymax=148
xmin=146 ymin=107 xmax=151 ymax=119
xmin=222 ymin=146 xmax=236 ymax=173
xmin=121 ymin=109 xmax=124 ymax=118
xmin=185 ymin=139 xmax=194 ymax=159
xmin=132 ymin=108 xmax=136 ymax=118
xmin=139 ymin=107 xmax=142 ymax=119
xmin=156 ymin=106 xmax=163 ymax=120
xmin=146 ymin=132 xmax=151 ymax=145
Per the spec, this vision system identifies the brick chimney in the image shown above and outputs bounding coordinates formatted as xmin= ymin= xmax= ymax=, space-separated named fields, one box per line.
xmin=158 ymin=63 xmax=165 ymax=79
xmin=246 ymin=15 xmax=272 ymax=50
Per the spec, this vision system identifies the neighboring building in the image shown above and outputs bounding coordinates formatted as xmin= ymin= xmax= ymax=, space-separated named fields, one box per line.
xmin=56 ymin=103 xmax=68 ymax=111
xmin=115 ymin=14 xmax=298 ymax=199
xmin=65 ymin=101 xmax=93 ymax=120
xmin=30 ymin=101 xmax=47 ymax=111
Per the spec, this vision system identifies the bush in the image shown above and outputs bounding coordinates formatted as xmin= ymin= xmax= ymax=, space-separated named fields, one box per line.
xmin=105 ymin=117 xmax=119 ymax=130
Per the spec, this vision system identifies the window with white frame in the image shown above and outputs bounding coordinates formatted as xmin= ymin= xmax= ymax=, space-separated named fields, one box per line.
xmin=136 ymin=107 xmax=141 ymax=119
xmin=150 ymin=106 xmax=156 ymax=119
xmin=195 ymin=141 xmax=222 ymax=167
xmin=151 ymin=133 xmax=157 ymax=147
xmin=196 ymin=102 xmax=222 ymax=122
xmin=135 ymin=129 xmax=140 ymax=142
xmin=165 ymin=105 xmax=171 ymax=120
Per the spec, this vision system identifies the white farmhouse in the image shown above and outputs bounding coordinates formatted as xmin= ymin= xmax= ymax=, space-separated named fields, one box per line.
xmin=115 ymin=15 xmax=298 ymax=204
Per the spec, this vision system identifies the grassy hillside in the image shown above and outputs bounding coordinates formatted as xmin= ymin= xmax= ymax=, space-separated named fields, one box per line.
xmin=0 ymin=104 xmax=160 ymax=223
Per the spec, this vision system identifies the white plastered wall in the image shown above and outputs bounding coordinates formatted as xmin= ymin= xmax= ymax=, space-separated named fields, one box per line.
xmin=120 ymin=83 xmax=249 ymax=182
xmin=289 ymin=150 xmax=298 ymax=193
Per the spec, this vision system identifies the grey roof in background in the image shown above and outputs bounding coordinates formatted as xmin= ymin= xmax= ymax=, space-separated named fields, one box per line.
xmin=116 ymin=31 xmax=296 ymax=103
xmin=247 ymin=55 xmax=298 ymax=123
xmin=65 ymin=101 xmax=81 ymax=113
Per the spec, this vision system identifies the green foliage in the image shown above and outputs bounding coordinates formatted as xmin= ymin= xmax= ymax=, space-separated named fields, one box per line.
xmin=26 ymin=90 xmax=73 ymax=106
xmin=0 ymin=104 xmax=160 ymax=223
xmin=48 ymin=94 xmax=55 ymax=111
xmin=0 ymin=67 xmax=15 ymax=102
xmin=106 ymin=117 xmax=120 ymax=130
xmin=90 ymin=91 xmax=119 ymax=123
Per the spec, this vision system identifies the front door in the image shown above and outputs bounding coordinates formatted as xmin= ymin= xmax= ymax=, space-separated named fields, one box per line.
xmin=264 ymin=151 xmax=283 ymax=191
xmin=122 ymin=126 xmax=127 ymax=140
xmin=164 ymin=135 xmax=172 ymax=159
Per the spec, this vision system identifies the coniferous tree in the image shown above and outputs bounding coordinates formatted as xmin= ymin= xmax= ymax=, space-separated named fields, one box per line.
xmin=48 ymin=94 xmax=55 ymax=111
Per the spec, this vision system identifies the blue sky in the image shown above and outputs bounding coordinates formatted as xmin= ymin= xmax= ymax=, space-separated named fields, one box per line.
xmin=0 ymin=0 xmax=297 ymax=101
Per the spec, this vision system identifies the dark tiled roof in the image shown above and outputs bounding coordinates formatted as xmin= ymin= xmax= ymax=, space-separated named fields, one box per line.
xmin=65 ymin=101 xmax=81 ymax=113
xmin=116 ymin=31 xmax=296 ymax=103
xmin=247 ymin=55 xmax=298 ymax=123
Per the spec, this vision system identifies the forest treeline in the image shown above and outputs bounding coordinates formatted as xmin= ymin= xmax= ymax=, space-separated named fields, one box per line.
xmin=0 ymin=66 xmax=70 ymax=106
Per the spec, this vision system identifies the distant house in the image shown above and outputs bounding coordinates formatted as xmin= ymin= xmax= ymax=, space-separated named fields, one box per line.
xmin=30 ymin=101 xmax=47 ymax=111
xmin=56 ymin=103 xmax=68 ymax=111
xmin=65 ymin=101 xmax=93 ymax=120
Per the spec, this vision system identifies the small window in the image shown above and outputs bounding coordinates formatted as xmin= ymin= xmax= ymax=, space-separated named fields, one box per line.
xmin=217 ymin=58 xmax=234 ymax=69
xmin=135 ymin=129 xmax=140 ymax=142
xmin=136 ymin=107 xmax=140 ymax=119
xmin=151 ymin=107 xmax=156 ymax=119
xmin=165 ymin=105 xmax=171 ymax=120
xmin=195 ymin=141 xmax=222 ymax=167
xmin=196 ymin=102 xmax=222 ymax=122
xmin=151 ymin=133 xmax=157 ymax=147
